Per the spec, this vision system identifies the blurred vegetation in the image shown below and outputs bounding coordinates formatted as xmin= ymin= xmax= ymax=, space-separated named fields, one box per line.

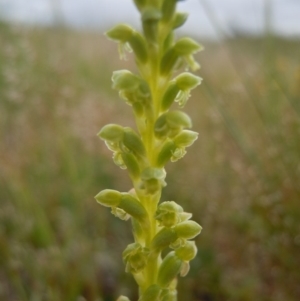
xmin=0 ymin=21 xmax=300 ymax=301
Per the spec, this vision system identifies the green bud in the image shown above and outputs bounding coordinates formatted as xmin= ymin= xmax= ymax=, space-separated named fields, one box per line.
xmin=156 ymin=140 xmax=177 ymax=167
xmin=173 ymin=130 xmax=198 ymax=148
xmin=123 ymin=128 xmax=146 ymax=158
xmin=175 ymin=38 xmax=203 ymax=71
xmin=160 ymin=48 xmax=179 ymax=76
xmin=175 ymin=72 xmax=202 ymax=90
xmin=154 ymin=111 xmax=192 ymax=138
xmin=123 ymin=243 xmax=150 ymax=274
xmin=172 ymin=12 xmax=188 ymax=29
xmin=161 ymin=73 xmax=202 ymax=110
xmin=151 ymin=227 xmax=178 ymax=252
xmin=174 ymin=37 xmax=202 ymax=55
xmin=155 ymin=201 xmax=183 ymax=227
xmin=117 ymin=296 xmax=131 ymax=301
xmin=175 ymin=241 xmax=198 ymax=261
xmin=142 ymin=7 xmax=162 ymax=44
xmin=174 ymin=221 xmax=202 ymax=239
xmin=95 ymin=189 xmax=122 ymax=207
xmin=121 ymin=153 xmax=140 ymax=179
xmin=139 ymin=284 xmax=161 ymax=301
xmin=98 ymin=124 xmax=124 ymax=143
xmin=162 ymin=0 xmax=177 ymax=23
xmin=119 ymin=193 xmax=148 ymax=224
xmin=128 ymin=32 xmax=148 ymax=63
xmin=112 ymin=70 xmax=151 ymax=107
xmin=157 ymin=252 xmax=183 ymax=287
xmin=112 ymin=70 xmax=140 ymax=92
xmin=161 ymin=82 xmax=180 ymax=111
xmin=105 ymin=24 xmax=133 ymax=42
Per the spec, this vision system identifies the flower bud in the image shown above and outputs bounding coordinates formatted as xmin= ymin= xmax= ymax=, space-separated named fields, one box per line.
xmin=175 ymin=241 xmax=198 ymax=261
xmin=119 ymin=193 xmax=148 ymax=224
xmin=176 ymin=72 xmax=202 ymax=90
xmin=174 ymin=37 xmax=202 ymax=55
xmin=98 ymin=124 xmax=124 ymax=143
xmin=172 ymin=12 xmax=188 ymax=29
xmin=154 ymin=111 xmax=192 ymax=139
xmin=128 ymin=32 xmax=148 ymax=63
xmin=121 ymin=153 xmax=140 ymax=179
xmin=160 ymin=48 xmax=179 ymax=76
xmin=173 ymin=130 xmax=198 ymax=148
xmin=156 ymin=140 xmax=177 ymax=167
xmin=161 ymin=73 xmax=202 ymax=110
xmin=117 ymin=296 xmax=131 ymax=301
xmin=151 ymin=227 xmax=178 ymax=252
xmin=161 ymin=82 xmax=180 ymax=111
xmin=139 ymin=284 xmax=161 ymax=301
xmin=155 ymin=201 xmax=183 ymax=227
xmin=95 ymin=189 xmax=122 ymax=207
xmin=157 ymin=251 xmax=183 ymax=287
xmin=123 ymin=128 xmax=146 ymax=158
xmin=123 ymin=243 xmax=150 ymax=274
xmin=112 ymin=70 xmax=140 ymax=92
xmin=174 ymin=221 xmax=202 ymax=239
xmin=106 ymin=24 xmax=133 ymax=42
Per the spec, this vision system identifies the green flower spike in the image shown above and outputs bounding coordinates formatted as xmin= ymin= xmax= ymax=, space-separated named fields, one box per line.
xmin=96 ymin=1 xmax=203 ymax=300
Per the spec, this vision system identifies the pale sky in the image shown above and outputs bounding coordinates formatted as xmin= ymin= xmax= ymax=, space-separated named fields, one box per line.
xmin=1 ymin=0 xmax=300 ymax=39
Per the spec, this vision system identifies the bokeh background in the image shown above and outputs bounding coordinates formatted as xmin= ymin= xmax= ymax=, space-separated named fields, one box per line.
xmin=0 ymin=1 xmax=300 ymax=300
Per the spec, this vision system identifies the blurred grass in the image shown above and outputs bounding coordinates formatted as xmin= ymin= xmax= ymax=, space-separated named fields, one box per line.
xmin=0 ymin=21 xmax=300 ymax=301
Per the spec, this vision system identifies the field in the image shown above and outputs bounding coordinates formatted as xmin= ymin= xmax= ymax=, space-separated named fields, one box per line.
xmin=0 ymin=21 xmax=300 ymax=301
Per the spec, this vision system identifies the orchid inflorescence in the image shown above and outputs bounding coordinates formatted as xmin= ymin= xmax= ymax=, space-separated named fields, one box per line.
xmin=95 ymin=0 xmax=203 ymax=300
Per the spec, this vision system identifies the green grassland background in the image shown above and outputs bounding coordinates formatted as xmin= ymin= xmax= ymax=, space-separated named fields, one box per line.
xmin=0 ymin=21 xmax=300 ymax=301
